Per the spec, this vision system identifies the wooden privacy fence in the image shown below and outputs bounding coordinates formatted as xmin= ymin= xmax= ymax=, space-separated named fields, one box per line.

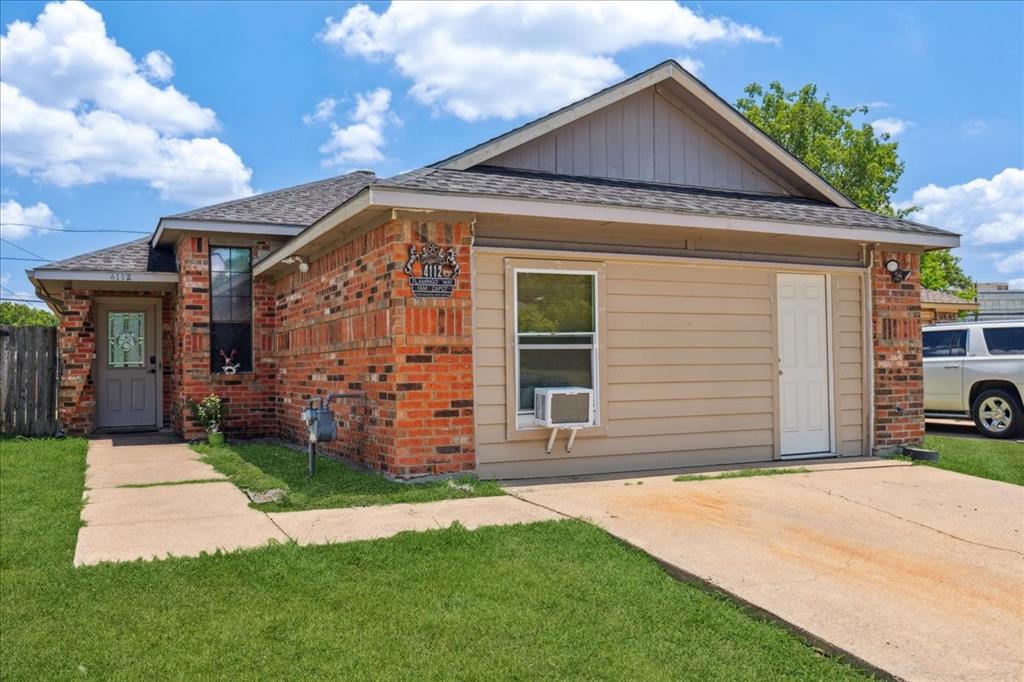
xmin=0 ymin=325 xmax=59 ymax=436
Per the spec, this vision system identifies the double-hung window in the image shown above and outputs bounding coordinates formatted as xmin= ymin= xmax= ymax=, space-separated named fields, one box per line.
xmin=515 ymin=270 xmax=597 ymax=424
xmin=210 ymin=246 xmax=253 ymax=373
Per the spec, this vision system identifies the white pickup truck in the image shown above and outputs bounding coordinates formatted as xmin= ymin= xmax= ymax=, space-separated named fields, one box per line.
xmin=923 ymin=320 xmax=1024 ymax=438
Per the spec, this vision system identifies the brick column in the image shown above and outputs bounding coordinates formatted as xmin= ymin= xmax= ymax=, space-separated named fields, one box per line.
xmin=390 ymin=220 xmax=475 ymax=476
xmin=56 ymin=290 xmax=96 ymax=435
xmin=172 ymin=236 xmax=213 ymax=439
xmin=871 ymin=250 xmax=924 ymax=454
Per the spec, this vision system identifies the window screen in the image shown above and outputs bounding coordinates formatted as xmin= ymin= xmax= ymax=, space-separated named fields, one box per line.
xmin=922 ymin=329 xmax=967 ymax=358
xmin=516 ymin=272 xmax=596 ymax=412
xmin=983 ymin=327 xmax=1024 ymax=355
xmin=210 ymin=246 xmax=252 ymax=372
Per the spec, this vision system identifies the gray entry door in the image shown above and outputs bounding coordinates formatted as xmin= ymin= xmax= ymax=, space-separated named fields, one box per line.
xmin=95 ymin=301 xmax=158 ymax=429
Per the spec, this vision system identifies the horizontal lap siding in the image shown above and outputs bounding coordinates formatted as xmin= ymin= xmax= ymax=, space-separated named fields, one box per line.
xmin=474 ymin=252 xmax=780 ymax=476
xmin=834 ymin=273 xmax=865 ymax=455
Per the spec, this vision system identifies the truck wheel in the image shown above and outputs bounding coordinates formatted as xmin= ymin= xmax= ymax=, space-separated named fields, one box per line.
xmin=972 ymin=389 xmax=1023 ymax=439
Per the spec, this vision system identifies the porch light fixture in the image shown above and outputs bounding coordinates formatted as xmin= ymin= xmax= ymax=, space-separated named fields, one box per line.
xmin=884 ymin=258 xmax=911 ymax=283
xmin=282 ymin=256 xmax=309 ymax=273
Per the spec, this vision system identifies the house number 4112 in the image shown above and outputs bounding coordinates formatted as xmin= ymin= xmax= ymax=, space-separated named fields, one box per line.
xmin=109 ymin=273 xmax=132 ymax=281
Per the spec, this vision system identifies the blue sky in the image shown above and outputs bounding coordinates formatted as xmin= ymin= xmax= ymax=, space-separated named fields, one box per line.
xmin=1 ymin=1 xmax=1022 ymax=305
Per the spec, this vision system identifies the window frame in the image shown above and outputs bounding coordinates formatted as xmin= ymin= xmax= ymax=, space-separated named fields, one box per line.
xmin=503 ymin=259 xmax=607 ymax=437
xmin=209 ymin=245 xmax=254 ymax=374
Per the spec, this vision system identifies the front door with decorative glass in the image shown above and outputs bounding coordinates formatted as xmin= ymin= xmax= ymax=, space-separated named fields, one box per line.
xmin=95 ymin=300 xmax=159 ymax=429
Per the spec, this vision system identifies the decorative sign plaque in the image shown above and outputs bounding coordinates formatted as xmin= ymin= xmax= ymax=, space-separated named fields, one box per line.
xmin=403 ymin=242 xmax=460 ymax=298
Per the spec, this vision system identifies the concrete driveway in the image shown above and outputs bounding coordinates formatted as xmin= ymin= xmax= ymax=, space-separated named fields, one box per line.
xmin=508 ymin=461 xmax=1024 ymax=682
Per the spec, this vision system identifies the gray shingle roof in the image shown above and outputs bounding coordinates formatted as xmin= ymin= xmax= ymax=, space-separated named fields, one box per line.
xmin=40 ymin=238 xmax=176 ymax=273
xmin=921 ymin=289 xmax=978 ymax=306
xmin=168 ymin=171 xmax=375 ymax=226
xmin=378 ymin=166 xmax=954 ymax=237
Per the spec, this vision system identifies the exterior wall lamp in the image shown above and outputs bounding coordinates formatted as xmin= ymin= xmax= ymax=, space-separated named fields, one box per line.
xmin=884 ymin=258 xmax=912 ymax=283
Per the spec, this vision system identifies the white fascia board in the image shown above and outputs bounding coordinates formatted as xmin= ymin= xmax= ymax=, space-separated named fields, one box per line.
xmin=30 ymin=269 xmax=178 ymax=283
xmin=151 ymin=218 xmax=304 ymax=247
xmin=370 ymin=187 xmax=961 ymax=250
xmin=252 ymin=191 xmax=373 ymax=276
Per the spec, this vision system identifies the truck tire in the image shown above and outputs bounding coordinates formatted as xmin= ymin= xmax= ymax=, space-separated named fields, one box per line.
xmin=971 ymin=388 xmax=1023 ymax=439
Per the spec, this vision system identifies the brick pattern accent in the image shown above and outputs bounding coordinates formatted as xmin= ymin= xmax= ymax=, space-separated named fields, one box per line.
xmin=55 ymin=290 xmax=173 ymax=435
xmin=273 ymin=218 xmax=474 ymax=477
xmin=171 ymin=237 xmax=277 ymax=439
xmin=871 ymin=250 xmax=924 ymax=453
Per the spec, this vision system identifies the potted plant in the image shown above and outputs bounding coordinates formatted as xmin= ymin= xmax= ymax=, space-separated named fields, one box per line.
xmin=188 ymin=393 xmax=225 ymax=445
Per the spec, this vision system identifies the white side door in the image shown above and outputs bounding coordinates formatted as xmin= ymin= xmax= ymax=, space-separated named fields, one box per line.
xmin=778 ymin=274 xmax=831 ymax=456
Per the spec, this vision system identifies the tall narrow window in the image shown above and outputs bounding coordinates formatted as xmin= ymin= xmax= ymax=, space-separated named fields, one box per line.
xmin=515 ymin=270 xmax=597 ymax=416
xmin=210 ymin=246 xmax=252 ymax=373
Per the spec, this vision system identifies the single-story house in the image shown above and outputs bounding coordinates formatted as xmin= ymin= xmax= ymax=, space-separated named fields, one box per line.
xmin=29 ymin=61 xmax=958 ymax=478
xmin=920 ymin=289 xmax=979 ymax=324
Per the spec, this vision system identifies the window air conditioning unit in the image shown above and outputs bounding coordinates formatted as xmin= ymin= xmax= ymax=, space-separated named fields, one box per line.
xmin=534 ymin=387 xmax=595 ymax=428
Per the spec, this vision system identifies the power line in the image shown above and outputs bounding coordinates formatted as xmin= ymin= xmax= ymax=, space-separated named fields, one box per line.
xmin=1 ymin=285 xmax=39 ymax=303
xmin=0 ymin=256 xmax=47 ymax=262
xmin=0 ymin=238 xmax=49 ymax=261
xmin=1 ymin=297 xmax=45 ymax=303
xmin=0 ymin=222 xmax=148 ymax=234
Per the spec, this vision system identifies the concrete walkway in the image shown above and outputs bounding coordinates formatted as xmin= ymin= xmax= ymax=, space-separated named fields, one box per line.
xmin=507 ymin=461 xmax=1024 ymax=682
xmin=74 ymin=434 xmax=558 ymax=566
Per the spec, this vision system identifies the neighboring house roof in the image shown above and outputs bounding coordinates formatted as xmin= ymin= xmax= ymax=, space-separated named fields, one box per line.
xmin=432 ymin=60 xmax=856 ymax=208
xmin=38 ymin=238 xmax=176 ymax=273
xmin=921 ymin=289 xmax=979 ymax=308
xmin=377 ymin=166 xmax=955 ymax=238
xmin=168 ymin=171 xmax=375 ymax=226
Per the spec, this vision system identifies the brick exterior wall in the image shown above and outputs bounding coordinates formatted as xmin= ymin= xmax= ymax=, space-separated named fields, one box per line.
xmin=273 ymin=218 xmax=474 ymax=477
xmin=55 ymin=289 xmax=173 ymax=435
xmin=171 ymin=236 xmax=277 ymax=440
xmin=871 ymin=250 xmax=925 ymax=454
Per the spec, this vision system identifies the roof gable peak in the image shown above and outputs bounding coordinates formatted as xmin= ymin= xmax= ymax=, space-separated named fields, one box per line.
xmin=434 ymin=60 xmax=855 ymax=208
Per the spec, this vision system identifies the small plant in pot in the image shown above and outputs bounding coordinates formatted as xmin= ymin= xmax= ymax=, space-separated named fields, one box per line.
xmin=188 ymin=393 xmax=225 ymax=445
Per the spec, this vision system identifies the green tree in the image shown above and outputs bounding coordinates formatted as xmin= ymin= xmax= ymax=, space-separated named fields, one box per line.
xmin=736 ymin=82 xmax=973 ymax=297
xmin=0 ymin=301 xmax=57 ymax=326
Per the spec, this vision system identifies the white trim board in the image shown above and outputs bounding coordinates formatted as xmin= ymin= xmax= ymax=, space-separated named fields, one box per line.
xmin=370 ymin=188 xmax=960 ymax=249
xmin=30 ymin=270 xmax=178 ymax=284
xmin=151 ymin=218 xmax=304 ymax=247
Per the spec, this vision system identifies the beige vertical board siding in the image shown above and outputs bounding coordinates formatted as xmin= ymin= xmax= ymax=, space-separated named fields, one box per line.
xmin=832 ymin=273 xmax=866 ymax=455
xmin=473 ymin=248 xmax=868 ymax=477
xmin=487 ymin=86 xmax=785 ymax=195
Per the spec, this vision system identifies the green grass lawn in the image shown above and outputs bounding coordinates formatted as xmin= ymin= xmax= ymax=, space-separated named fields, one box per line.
xmin=921 ymin=434 xmax=1024 ymax=486
xmin=0 ymin=436 xmax=871 ymax=680
xmin=193 ymin=441 xmax=504 ymax=511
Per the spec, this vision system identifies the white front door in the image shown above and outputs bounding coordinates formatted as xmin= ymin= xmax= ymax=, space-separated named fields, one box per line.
xmin=95 ymin=301 xmax=159 ymax=430
xmin=778 ymin=274 xmax=831 ymax=456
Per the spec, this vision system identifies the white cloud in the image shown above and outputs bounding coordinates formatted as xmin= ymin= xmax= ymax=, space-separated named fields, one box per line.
xmin=0 ymin=199 xmax=59 ymax=240
xmin=0 ymin=2 xmax=252 ymax=205
xmin=1008 ymin=278 xmax=1024 ymax=289
xmin=870 ymin=117 xmax=911 ymax=137
xmin=995 ymin=250 xmax=1024 ymax=274
xmin=676 ymin=56 xmax=704 ymax=77
xmin=141 ymin=50 xmax=174 ymax=82
xmin=303 ymin=97 xmax=338 ymax=125
xmin=898 ymin=168 xmax=1024 ymax=245
xmin=321 ymin=1 xmax=777 ymax=121
xmin=319 ymin=88 xmax=397 ymax=167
